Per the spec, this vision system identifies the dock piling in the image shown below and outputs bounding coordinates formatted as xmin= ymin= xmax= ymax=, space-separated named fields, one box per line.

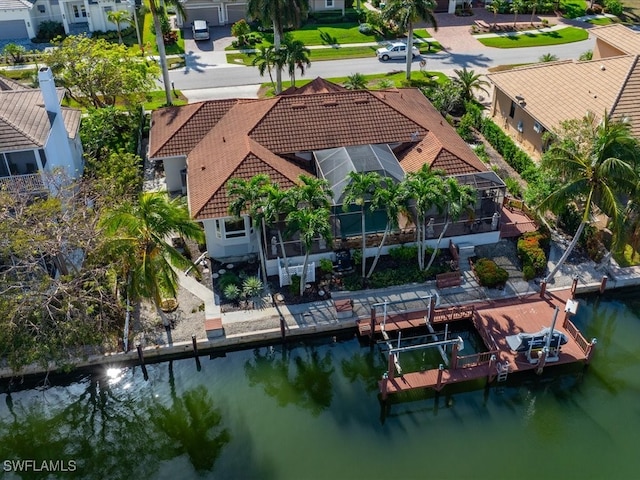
xmin=599 ymin=275 xmax=608 ymax=294
xmin=192 ymin=335 xmax=202 ymax=371
xmin=136 ymin=343 xmax=149 ymax=381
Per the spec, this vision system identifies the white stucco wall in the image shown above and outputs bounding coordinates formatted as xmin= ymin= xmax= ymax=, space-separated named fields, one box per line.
xmin=0 ymin=8 xmax=36 ymax=38
xmin=162 ymin=156 xmax=187 ymax=193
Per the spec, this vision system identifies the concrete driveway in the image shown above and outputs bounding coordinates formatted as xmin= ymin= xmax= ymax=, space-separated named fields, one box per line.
xmin=182 ymin=25 xmax=237 ymax=70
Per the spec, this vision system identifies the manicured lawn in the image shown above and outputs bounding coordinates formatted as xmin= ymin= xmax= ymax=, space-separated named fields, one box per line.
xmin=478 ymin=27 xmax=589 ymax=48
xmin=560 ymin=0 xmax=587 ymax=18
xmin=61 ymin=90 xmax=187 ymax=110
xmin=613 ymin=244 xmax=640 ymax=267
xmin=259 ymin=70 xmax=448 ymax=96
xmin=142 ymin=0 xmax=185 ymax=55
xmin=586 ymin=16 xmax=619 ymax=25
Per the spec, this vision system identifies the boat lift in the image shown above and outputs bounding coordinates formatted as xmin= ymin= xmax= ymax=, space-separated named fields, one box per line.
xmin=383 ymin=336 xmax=465 ymax=380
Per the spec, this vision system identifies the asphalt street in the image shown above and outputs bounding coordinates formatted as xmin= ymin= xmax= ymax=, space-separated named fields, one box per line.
xmin=168 ymin=38 xmax=595 ymax=91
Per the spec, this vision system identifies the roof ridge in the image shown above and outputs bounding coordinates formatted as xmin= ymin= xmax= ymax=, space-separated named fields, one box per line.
xmin=0 ymin=111 xmax=45 ymax=147
xmin=370 ymin=88 xmax=432 ymax=132
xmin=150 ymin=102 xmax=210 ymax=157
xmin=609 ymin=55 xmax=640 ymax=120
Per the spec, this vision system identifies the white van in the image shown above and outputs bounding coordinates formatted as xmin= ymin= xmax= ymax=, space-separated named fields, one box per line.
xmin=192 ymin=20 xmax=210 ymax=41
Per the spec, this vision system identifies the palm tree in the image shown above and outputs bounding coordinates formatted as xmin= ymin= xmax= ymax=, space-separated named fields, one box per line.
xmin=286 ymin=208 xmax=332 ymax=296
xmin=382 ymin=0 xmax=437 ymax=81
xmin=424 ymin=177 xmax=476 ymax=271
xmin=539 ymin=53 xmax=559 ymax=62
xmin=227 ymin=174 xmax=271 ymax=283
xmin=262 ymin=181 xmax=297 ymax=275
xmin=367 ymin=179 xmax=407 ymax=278
xmin=486 ymin=0 xmax=506 ymax=29
xmin=148 ymin=0 xmax=186 ymax=106
xmin=294 ymin=174 xmax=333 ymax=210
xmin=511 ymin=0 xmax=525 ymax=28
xmin=403 ymin=165 xmax=445 ymax=270
xmin=452 ymin=67 xmax=490 ymax=103
xmin=100 ymin=192 xmax=204 ymax=327
xmin=343 ymin=72 xmax=368 ymax=90
xmin=540 ymin=112 xmax=640 ymax=284
xmin=342 ymin=171 xmax=381 ymax=283
xmin=529 ymin=0 xmax=542 ymax=25
xmin=107 ymin=9 xmax=131 ymax=44
xmin=247 ymin=0 xmax=309 ymax=94
xmin=283 ymin=37 xmax=311 ymax=87
xmin=252 ymin=45 xmax=277 ymax=90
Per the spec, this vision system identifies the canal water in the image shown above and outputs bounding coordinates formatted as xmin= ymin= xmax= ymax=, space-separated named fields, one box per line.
xmin=1 ymin=290 xmax=639 ymax=479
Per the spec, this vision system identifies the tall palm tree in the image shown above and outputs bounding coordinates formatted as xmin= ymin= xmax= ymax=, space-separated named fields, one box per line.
xmin=511 ymin=0 xmax=525 ymax=28
xmin=424 ymin=177 xmax=476 ymax=271
xmin=252 ymin=45 xmax=277 ymax=90
xmin=283 ymin=37 xmax=310 ymax=87
xmin=343 ymin=72 xmax=368 ymax=90
xmin=247 ymin=0 xmax=309 ymax=94
xmin=263 ymin=181 xmax=296 ymax=275
xmin=107 ymin=10 xmax=132 ymax=44
xmin=294 ymin=174 xmax=333 ymax=210
xmin=286 ymin=208 xmax=332 ymax=296
xmin=529 ymin=0 xmax=542 ymax=25
xmin=486 ymin=0 xmax=506 ymax=29
xmin=227 ymin=174 xmax=271 ymax=283
xmin=453 ymin=67 xmax=490 ymax=103
xmin=367 ymin=179 xmax=407 ymax=278
xmin=403 ymin=165 xmax=445 ymax=271
xmin=100 ymin=191 xmax=204 ymax=327
xmin=148 ymin=0 xmax=186 ymax=106
xmin=382 ymin=0 xmax=437 ymax=81
xmin=342 ymin=171 xmax=381 ymax=283
xmin=540 ymin=112 xmax=639 ymax=283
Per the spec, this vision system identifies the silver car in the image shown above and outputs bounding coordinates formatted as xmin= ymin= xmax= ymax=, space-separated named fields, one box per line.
xmin=376 ymin=42 xmax=420 ymax=61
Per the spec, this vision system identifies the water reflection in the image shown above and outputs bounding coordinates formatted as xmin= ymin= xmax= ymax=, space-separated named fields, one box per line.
xmin=244 ymin=345 xmax=334 ymax=416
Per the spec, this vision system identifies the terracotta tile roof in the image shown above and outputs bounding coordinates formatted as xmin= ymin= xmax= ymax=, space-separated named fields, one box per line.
xmin=0 ymin=88 xmax=80 ymax=152
xmin=250 ymin=90 xmax=429 ymax=153
xmin=590 ymin=24 xmax=640 ymax=55
xmin=150 ymin=81 xmax=488 ymax=221
xmin=149 ymin=99 xmax=250 ymax=158
xmin=279 ymin=77 xmax=348 ymax=95
xmin=487 ymin=56 xmax=637 ymax=132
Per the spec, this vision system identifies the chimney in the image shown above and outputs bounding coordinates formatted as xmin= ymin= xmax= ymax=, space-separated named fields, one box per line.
xmin=38 ymin=67 xmax=61 ymax=115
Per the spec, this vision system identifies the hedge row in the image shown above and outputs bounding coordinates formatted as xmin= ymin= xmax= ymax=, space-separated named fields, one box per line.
xmin=517 ymin=231 xmax=550 ymax=280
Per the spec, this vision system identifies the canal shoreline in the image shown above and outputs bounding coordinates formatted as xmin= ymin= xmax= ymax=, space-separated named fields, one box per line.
xmin=2 ymin=267 xmax=638 ymax=382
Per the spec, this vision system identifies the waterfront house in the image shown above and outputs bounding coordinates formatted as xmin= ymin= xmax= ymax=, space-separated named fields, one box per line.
xmin=0 ymin=67 xmax=83 ymax=196
xmin=149 ymin=78 xmax=508 ymax=276
xmin=0 ymin=0 xmax=135 ymax=40
xmin=486 ymin=24 xmax=640 ymax=155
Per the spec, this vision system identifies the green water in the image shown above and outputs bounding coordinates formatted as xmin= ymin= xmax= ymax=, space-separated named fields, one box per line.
xmin=1 ymin=291 xmax=639 ymax=479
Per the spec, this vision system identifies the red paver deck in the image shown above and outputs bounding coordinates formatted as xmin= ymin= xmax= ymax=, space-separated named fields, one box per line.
xmin=377 ymin=289 xmax=593 ymax=397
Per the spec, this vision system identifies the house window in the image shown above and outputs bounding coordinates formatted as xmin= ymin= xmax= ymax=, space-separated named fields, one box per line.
xmin=224 ymin=218 xmax=246 ymax=238
xmin=533 ymin=121 xmax=544 ymax=134
xmin=38 ymin=149 xmax=47 ymax=168
xmin=104 ymin=6 xmax=113 ymax=14
xmin=38 ymin=4 xmax=46 ymax=12
xmin=325 ymin=0 xmax=334 ymax=6
xmin=509 ymin=101 xmax=516 ymax=118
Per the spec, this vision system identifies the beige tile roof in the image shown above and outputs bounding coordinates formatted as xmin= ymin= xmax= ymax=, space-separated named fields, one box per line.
xmin=0 ymin=88 xmax=81 ymax=152
xmin=0 ymin=74 xmax=29 ymax=91
xmin=610 ymin=56 xmax=640 ymax=137
xmin=150 ymin=81 xmax=488 ymax=221
xmin=590 ymin=24 xmax=640 ymax=55
xmin=487 ymin=56 xmax=637 ymax=132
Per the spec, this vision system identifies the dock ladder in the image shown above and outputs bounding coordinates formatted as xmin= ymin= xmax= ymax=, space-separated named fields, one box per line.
xmin=497 ymin=361 xmax=510 ymax=382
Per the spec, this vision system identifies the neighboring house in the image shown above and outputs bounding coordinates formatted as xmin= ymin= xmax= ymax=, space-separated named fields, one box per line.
xmin=0 ymin=67 xmax=83 ymax=196
xmin=176 ymin=0 xmax=345 ymax=28
xmin=149 ymin=78 xmax=506 ymax=275
xmin=487 ymin=24 xmax=640 ymax=155
xmin=0 ymin=0 xmax=134 ymax=40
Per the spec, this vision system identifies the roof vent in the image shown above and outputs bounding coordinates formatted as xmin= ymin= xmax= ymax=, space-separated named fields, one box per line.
xmin=354 ymin=98 xmax=370 ymax=104
xmin=410 ymin=131 xmax=420 ymax=142
xmin=291 ymin=103 xmax=306 ymax=109
xmin=600 ymin=65 xmax=606 ymax=71
xmin=201 ymin=165 xmax=206 ymax=171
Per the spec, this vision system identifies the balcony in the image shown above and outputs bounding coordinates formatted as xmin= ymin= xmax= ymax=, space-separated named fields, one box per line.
xmin=0 ymin=173 xmax=47 ymax=195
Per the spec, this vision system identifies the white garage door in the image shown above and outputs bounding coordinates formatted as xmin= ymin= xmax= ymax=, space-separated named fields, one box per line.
xmin=226 ymin=4 xmax=247 ymax=25
xmin=0 ymin=20 xmax=28 ymax=40
xmin=184 ymin=6 xmax=221 ymax=26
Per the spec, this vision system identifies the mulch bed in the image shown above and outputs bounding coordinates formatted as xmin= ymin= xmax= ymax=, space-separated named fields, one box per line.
xmin=473 ymin=22 xmax=552 ymax=34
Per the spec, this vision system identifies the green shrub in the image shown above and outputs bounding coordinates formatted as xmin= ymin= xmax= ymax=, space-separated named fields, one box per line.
xmin=289 ymin=274 xmax=301 ymax=296
xmin=358 ymin=23 xmax=374 ymax=34
xmin=517 ymin=231 xmax=549 ymax=276
xmin=504 ymin=178 xmax=522 ymax=198
xmin=389 ymin=244 xmax=418 ymax=263
xmin=522 ymin=264 xmax=536 ymax=281
xmin=604 ymin=0 xmax=623 ymax=16
xmin=474 ymin=258 xmax=509 ymax=288
xmin=457 ymin=113 xmax=475 ymax=143
xmin=319 ymin=257 xmax=334 ymax=274
xmin=243 ymin=276 xmax=263 ymax=298
xmin=351 ymin=248 xmax=362 ymax=266
xmin=35 ymin=21 xmax=65 ymax=42
xmin=223 ymin=284 xmax=241 ymax=301
xmin=219 ymin=271 xmax=241 ymax=292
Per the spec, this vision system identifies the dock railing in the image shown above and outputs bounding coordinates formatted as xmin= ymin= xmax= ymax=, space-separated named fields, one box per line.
xmin=471 ymin=315 xmax=499 ymax=351
xmin=565 ymin=318 xmax=590 ymax=354
xmin=432 ymin=305 xmax=475 ymax=323
xmin=457 ymin=350 xmax=499 ymax=368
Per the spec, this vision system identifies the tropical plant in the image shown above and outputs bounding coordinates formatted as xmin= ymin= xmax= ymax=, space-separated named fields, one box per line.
xmin=474 ymin=258 xmax=509 ymax=287
xmin=247 ymin=0 xmax=309 ymax=94
xmin=367 ymin=179 xmax=408 ymax=278
xmin=242 ymin=276 xmax=264 ymax=307
xmin=342 ymin=171 xmax=382 ymax=283
xmin=227 ymin=174 xmax=271 ymax=283
xmin=263 ymin=180 xmax=296 ymax=277
xmin=403 ymin=164 xmax=445 ymax=270
xmin=579 ymin=50 xmax=593 ymax=61
xmin=100 ymin=191 xmax=204 ymax=328
xmin=452 ymin=67 xmax=490 ymax=103
xmin=293 ymin=175 xmax=333 ymax=210
xmin=252 ymin=45 xmax=279 ymax=91
xmin=486 ymin=0 xmax=507 ymax=28
xmin=528 ymin=0 xmax=542 ymax=24
xmin=511 ymin=0 xmax=526 ymax=27
xmin=231 ymin=19 xmax=251 ymax=46
xmin=422 ymin=80 xmax=464 ymax=115
xmin=424 ymin=178 xmax=476 ymax=271
xmin=286 ymin=208 xmax=332 ymax=295
xmin=107 ymin=9 xmax=132 ymax=44
xmin=148 ymin=0 xmax=186 ymax=105
xmin=539 ymin=52 xmax=559 ymax=62
xmin=3 ymin=43 xmax=26 ymax=64
xmin=382 ymin=0 xmax=437 ymax=81
xmin=539 ymin=112 xmax=640 ymax=283
xmin=283 ymin=37 xmax=311 ymax=87
xmin=344 ymin=72 xmax=368 ymax=90
xmin=223 ymin=283 xmax=241 ymax=302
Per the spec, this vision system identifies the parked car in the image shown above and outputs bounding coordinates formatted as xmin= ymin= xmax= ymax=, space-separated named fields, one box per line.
xmin=376 ymin=42 xmax=420 ymax=61
xmin=192 ymin=20 xmax=210 ymax=41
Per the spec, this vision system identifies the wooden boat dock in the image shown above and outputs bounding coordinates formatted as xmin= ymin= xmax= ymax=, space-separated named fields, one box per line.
xmin=356 ymin=287 xmax=596 ymax=399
